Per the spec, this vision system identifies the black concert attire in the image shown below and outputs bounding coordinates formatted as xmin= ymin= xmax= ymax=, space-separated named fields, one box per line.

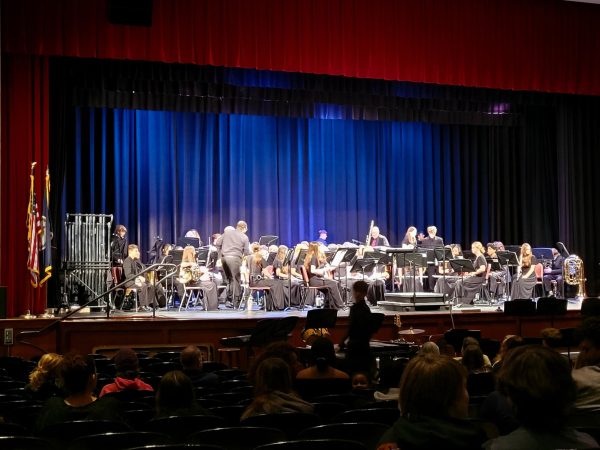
xmin=308 ymin=256 xmax=344 ymax=309
xmin=216 ymin=228 xmax=250 ymax=307
xmin=341 ymin=299 xmax=375 ymax=374
xmin=433 ymin=261 xmax=461 ymax=298
xmin=109 ymin=233 xmax=128 ymax=290
xmin=510 ymin=255 xmax=538 ymax=299
xmin=245 ymin=255 xmax=285 ymax=310
xmin=110 ymin=234 xmax=128 ymax=266
xmin=453 ymin=254 xmax=487 ymax=305
xmin=543 ymin=254 xmax=564 ymax=293
xmin=370 ymin=235 xmax=390 ymax=247
xmin=419 ymin=235 xmax=444 ymax=291
xmin=122 ymin=256 xmax=159 ymax=308
xmin=486 ymin=254 xmax=506 ymax=299
xmin=273 ymin=257 xmax=302 ymax=306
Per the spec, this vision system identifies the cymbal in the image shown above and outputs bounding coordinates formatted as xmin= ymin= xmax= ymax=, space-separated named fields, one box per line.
xmin=397 ymin=328 xmax=425 ymax=335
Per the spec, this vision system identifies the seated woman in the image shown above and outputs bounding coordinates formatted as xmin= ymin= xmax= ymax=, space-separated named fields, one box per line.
xmin=273 ymin=244 xmax=302 ymax=306
xmin=510 ymin=243 xmax=538 ymax=300
xmin=453 ymin=241 xmax=487 ymax=305
xmin=25 ymin=353 xmax=65 ymax=401
xmin=434 ymin=244 xmax=463 ymax=298
xmin=396 ymin=226 xmax=425 ymax=292
xmin=484 ymin=345 xmax=597 ymax=449
xmin=377 ymin=354 xmax=489 ymax=450
xmin=244 ymin=243 xmax=285 ymax=310
xmin=241 ymin=357 xmax=314 ymax=419
xmin=36 ymin=354 xmax=124 ymax=432
xmin=177 ymin=245 xmax=219 ymax=310
xmin=154 ymin=370 xmax=211 ymax=418
xmin=345 ymin=246 xmax=387 ymax=306
xmin=305 ymin=241 xmax=343 ymax=309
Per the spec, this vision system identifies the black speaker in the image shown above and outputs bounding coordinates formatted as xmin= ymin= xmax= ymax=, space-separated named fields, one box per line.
xmin=108 ymin=0 xmax=153 ymax=27
xmin=504 ymin=299 xmax=536 ymax=316
xmin=0 ymin=286 xmax=6 ymax=319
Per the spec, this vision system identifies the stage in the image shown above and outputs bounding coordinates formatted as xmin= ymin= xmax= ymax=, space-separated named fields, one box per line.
xmin=0 ymin=299 xmax=586 ymax=365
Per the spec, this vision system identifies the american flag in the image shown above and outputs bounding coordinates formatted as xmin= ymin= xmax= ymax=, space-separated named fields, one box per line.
xmin=27 ymin=164 xmax=40 ymax=287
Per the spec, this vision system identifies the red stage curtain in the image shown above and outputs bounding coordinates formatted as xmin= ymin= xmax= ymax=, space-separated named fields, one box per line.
xmin=0 ymin=55 xmax=50 ymax=316
xmin=2 ymin=0 xmax=600 ymax=96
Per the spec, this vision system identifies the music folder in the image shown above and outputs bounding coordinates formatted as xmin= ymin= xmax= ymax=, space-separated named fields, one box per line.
xmin=449 ymin=258 xmax=476 ymax=273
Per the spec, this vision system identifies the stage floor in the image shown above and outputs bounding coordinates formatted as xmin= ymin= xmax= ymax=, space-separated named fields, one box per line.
xmin=0 ymin=299 xmax=585 ymax=362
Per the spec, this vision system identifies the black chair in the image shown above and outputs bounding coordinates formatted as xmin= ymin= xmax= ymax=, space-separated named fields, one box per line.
xmin=0 ymin=436 xmax=49 ymax=449
xmin=142 ymin=415 xmax=225 ymax=440
xmin=0 ymin=422 xmax=29 ymax=436
xmin=311 ymin=393 xmax=369 ymax=409
xmin=332 ymin=408 xmax=400 ymax=426
xmin=298 ymin=422 xmax=389 ymax=450
xmin=208 ymin=405 xmax=246 ymax=426
xmin=0 ymin=380 xmax=26 ymax=393
xmin=187 ymin=426 xmax=286 ymax=450
xmin=129 ymin=445 xmax=225 ymax=450
xmin=204 ymin=392 xmax=253 ymax=405
xmin=255 ymin=439 xmax=367 ymax=450
xmin=240 ymin=412 xmax=321 ymax=439
xmin=466 ymin=372 xmax=496 ymax=397
xmin=123 ymin=408 xmax=156 ymax=430
xmin=196 ymin=398 xmax=226 ymax=408
xmin=220 ymin=379 xmax=252 ymax=391
xmin=213 ymin=369 xmax=247 ymax=380
xmin=5 ymin=403 xmax=44 ymax=430
xmin=311 ymin=402 xmax=349 ymax=423
xmin=68 ymin=431 xmax=170 ymax=450
xmin=153 ymin=351 xmax=182 ymax=362
xmin=293 ymin=378 xmax=352 ymax=401
xmin=146 ymin=361 xmax=182 ymax=376
xmin=38 ymin=420 xmax=132 ymax=446
xmin=581 ymin=298 xmax=600 ymax=317
xmin=0 ymin=357 xmax=30 ymax=382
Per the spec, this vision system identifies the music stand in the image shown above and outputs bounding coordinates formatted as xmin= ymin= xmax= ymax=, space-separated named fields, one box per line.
xmin=282 ymin=247 xmax=301 ymax=311
xmin=294 ymin=249 xmax=308 ymax=267
xmin=498 ymin=251 xmax=519 ymax=300
xmin=434 ymin=247 xmax=452 ymax=300
xmin=170 ymin=249 xmax=184 ymax=265
xmin=399 ymin=251 xmax=427 ymax=306
xmin=350 ymin=258 xmax=378 ymax=280
xmin=266 ymin=251 xmax=277 ymax=265
xmin=304 ymin=308 xmax=338 ymax=332
xmin=330 ymin=247 xmax=357 ymax=306
xmin=178 ymin=236 xmax=201 ymax=248
xmin=259 ymin=235 xmax=279 ymax=247
xmin=196 ymin=247 xmax=209 ymax=265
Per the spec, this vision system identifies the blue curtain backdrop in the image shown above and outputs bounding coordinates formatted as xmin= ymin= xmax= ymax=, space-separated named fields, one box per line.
xmin=65 ymin=106 xmax=526 ymax=260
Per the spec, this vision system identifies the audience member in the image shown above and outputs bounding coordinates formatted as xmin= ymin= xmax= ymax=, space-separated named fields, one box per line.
xmin=540 ymin=327 xmax=563 ymax=350
xmin=296 ymin=337 xmax=349 ymax=380
xmin=461 ymin=344 xmax=492 ymax=374
xmin=351 ymin=371 xmax=372 ymax=390
xmin=484 ymin=345 xmax=597 ymax=449
xmin=248 ymin=342 xmax=303 ymax=386
xmin=180 ymin=345 xmax=219 ymax=387
xmin=155 ymin=370 xmax=211 ymax=418
xmin=377 ymin=354 xmax=489 ymax=450
xmin=572 ymin=317 xmax=600 ymax=410
xmin=241 ymin=357 xmax=314 ymax=419
xmin=25 ymin=353 xmax=65 ymax=401
xmin=99 ymin=348 xmax=153 ymax=397
xmin=491 ymin=335 xmax=525 ymax=373
xmin=36 ymin=353 xmax=123 ymax=432
xmin=436 ymin=338 xmax=457 ymax=357
xmin=418 ymin=341 xmax=440 ymax=357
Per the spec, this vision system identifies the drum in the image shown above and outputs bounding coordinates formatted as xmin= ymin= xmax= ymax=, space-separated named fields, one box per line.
xmin=301 ymin=327 xmax=331 ymax=346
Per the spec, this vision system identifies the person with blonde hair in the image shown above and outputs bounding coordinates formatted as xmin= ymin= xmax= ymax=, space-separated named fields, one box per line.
xmin=177 ymin=245 xmax=219 ymax=310
xmin=510 ymin=243 xmax=538 ymax=300
xmin=25 ymin=353 xmax=64 ymax=401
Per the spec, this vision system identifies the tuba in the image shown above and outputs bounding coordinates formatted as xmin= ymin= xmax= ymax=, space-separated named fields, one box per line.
xmin=564 ymin=254 xmax=585 ymax=298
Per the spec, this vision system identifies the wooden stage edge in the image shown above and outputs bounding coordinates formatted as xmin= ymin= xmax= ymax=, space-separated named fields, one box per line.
xmin=0 ymin=303 xmax=586 ymax=362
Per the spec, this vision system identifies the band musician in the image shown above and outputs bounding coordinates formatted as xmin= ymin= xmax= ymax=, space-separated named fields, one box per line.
xmin=543 ymin=247 xmax=564 ymax=296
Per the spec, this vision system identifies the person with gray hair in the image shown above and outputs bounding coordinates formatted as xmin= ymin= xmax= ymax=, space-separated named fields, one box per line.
xmin=215 ymin=221 xmax=251 ymax=308
xmin=419 ymin=341 xmax=440 ymax=356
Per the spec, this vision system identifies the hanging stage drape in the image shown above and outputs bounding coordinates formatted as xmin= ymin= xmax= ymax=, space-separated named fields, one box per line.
xmin=70 ymin=108 xmax=529 ymax=249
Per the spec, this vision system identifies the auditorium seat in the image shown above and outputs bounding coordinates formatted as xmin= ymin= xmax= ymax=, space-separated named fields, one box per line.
xmin=187 ymin=426 xmax=287 ymax=450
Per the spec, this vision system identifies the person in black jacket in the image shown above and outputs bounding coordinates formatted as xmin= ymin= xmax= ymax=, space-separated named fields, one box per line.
xmin=340 ymin=280 xmax=375 ymax=374
xmin=110 ymin=224 xmax=128 ymax=266
xmin=543 ymin=247 xmax=564 ymax=295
